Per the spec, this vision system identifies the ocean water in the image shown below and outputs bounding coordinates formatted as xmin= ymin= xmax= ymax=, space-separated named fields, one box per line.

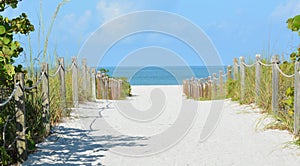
xmin=102 ymin=66 xmax=226 ymax=85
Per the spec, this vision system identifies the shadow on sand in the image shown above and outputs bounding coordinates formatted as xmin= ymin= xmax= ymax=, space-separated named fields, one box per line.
xmin=23 ymin=126 xmax=147 ymax=166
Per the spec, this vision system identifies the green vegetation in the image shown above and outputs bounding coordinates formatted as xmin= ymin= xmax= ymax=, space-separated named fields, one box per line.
xmin=0 ymin=1 xmax=36 ymax=164
xmin=226 ymin=15 xmax=300 ymax=141
xmin=0 ymin=0 xmax=70 ymax=164
xmin=97 ymin=68 xmax=132 ymax=99
xmin=0 ymin=1 xmax=34 ymax=86
xmin=119 ymin=77 xmax=132 ymax=97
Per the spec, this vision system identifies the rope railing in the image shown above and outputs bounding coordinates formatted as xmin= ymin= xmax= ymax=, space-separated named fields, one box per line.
xmin=274 ymin=63 xmax=295 ymax=78
xmin=65 ymin=62 xmax=74 ymax=72
xmin=0 ymin=82 xmax=19 ymax=107
xmin=242 ymin=62 xmax=256 ymax=68
xmin=2 ymin=115 xmax=16 ymax=150
xmin=183 ymin=54 xmax=300 ymax=135
xmin=24 ymin=72 xmax=45 ymax=90
xmin=258 ymin=60 xmax=272 ymax=67
xmin=0 ymin=56 xmax=105 ymax=163
xmin=49 ymin=64 xmax=62 ymax=77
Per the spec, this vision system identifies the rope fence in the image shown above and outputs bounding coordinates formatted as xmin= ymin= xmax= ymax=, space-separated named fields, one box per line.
xmin=0 ymin=56 xmax=127 ymax=163
xmin=183 ymin=54 xmax=300 ymax=135
xmin=0 ymin=82 xmax=19 ymax=107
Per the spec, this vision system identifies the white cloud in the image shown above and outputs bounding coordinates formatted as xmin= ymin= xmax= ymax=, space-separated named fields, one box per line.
xmin=60 ymin=10 xmax=92 ymax=34
xmin=96 ymin=0 xmax=135 ymax=22
xmin=271 ymin=0 xmax=300 ymax=21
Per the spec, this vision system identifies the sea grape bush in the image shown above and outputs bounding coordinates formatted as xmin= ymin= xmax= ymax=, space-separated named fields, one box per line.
xmin=0 ymin=1 xmax=34 ymax=86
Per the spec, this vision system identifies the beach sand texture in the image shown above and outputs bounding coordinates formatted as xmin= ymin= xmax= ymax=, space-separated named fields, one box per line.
xmin=23 ymin=85 xmax=300 ymax=166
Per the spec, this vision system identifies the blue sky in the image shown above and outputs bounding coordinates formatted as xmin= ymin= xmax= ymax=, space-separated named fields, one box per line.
xmin=3 ymin=0 xmax=300 ymax=67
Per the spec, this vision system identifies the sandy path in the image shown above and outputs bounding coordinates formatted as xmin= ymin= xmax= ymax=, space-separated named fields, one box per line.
xmin=23 ymin=85 xmax=300 ymax=166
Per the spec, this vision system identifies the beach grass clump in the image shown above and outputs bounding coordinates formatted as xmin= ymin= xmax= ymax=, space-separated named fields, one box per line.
xmin=119 ymin=77 xmax=132 ymax=98
xmin=225 ymin=53 xmax=300 ymax=140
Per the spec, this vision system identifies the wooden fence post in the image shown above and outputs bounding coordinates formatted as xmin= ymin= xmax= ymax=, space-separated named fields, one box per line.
xmin=91 ymin=68 xmax=96 ymax=101
xmin=58 ymin=57 xmax=66 ymax=116
xmin=233 ymin=58 xmax=239 ymax=80
xmin=197 ymin=79 xmax=202 ymax=99
xmin=213 ymin=73 xmax=217 ymax=99
xmin=294 ymin=61 xmax=300 ymax=134
xmin=82 ymin=58 xmax=87 ymax=101
xmin=86 ymin=67 xmax=91 ymax=100
xmin=194 ymin=79 xmax=199 ymax=100
xmin=200 ymin=78 xmax=204 ymax=98
xmin=118 ymin=79 xmax=122 ymax=99
xmin=255 ymin=54 xmax=261 ymax=105
xmin=104 ymin=76 xmax=109 ymax=100
xmin=96 ymin=71 xmax=101 ymax=99
xmin=240 ymin=56 xmax=245 ymax=101
xmin=227 ymin=65 xmax=232 ymax=80
xmin=14 ymin=73 xmax=27 ymax=162
xmin=208 ymin=76 xmax=212 ymax=99
xmin=188 ymin=79 xmax=191 ymax=97
xmin=191 ymin=79 xmax=194 ymax=99
xmin=272 ymin=55 xmax=280 ymax=114
xmin=109 ymin=78 xmax=114 ymax=100
xmin=42 ymin=63 xmax=50 ymax=136
xmin=219 ymin=70 xmax=223 ymax=98
xmin=205 ymin=79 xmax=209 ymax=99
xmin=72 ymin=57 xmax=78 ymax=107
xmin=101 ymin=75 xmax=106 ymax=99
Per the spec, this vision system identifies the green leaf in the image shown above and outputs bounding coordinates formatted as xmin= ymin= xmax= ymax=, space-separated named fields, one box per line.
xmin=283 ymin=99 xmax=293 ymax=106
xmin=3 ymin=36 xmax=11 ymax=44
xmin=10 ymin=41 xmax=18 ymax=51
xmin=4 ymin=64 xmax=15 ymax=78
xmin=2 ymin=46 xmax=13 ymax=56
xmin=286 ymin=87 xmax=294 ymax=96
xmin=293 ymin=15 xmax=300 ymax=27
xmin=0 ymin=25 xmax=6 ymax=35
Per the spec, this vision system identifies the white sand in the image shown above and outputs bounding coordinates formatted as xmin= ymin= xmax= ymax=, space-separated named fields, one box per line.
xmin=23 ymin=85 xmax=300 ymax=166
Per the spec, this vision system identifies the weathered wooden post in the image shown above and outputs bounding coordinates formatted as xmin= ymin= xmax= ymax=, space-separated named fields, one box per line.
xmin=118 ymin=79 xmax=122 ymax=99
xmin=204 ymin=79 xmax=209 ymax=99
xmin=192 ymin=79 xmax=195 ymax=99
xmin=72 ymin=57 xmax=78 ymax=107
xmin=104 ymin=76 xmax=109 ymax=100
xmin=101 ymin=75 xmax=105 ymax=99
xmin=208 ymin=76 xmax=212 ymax=99
xmin=219 ymin=70 xmax=223 ymax=98
xmin=114 ymin=79 xmax=117 ymax=99
xmin=197 ymin=79 xmax=202 ymax=99
xmin=96 ymin=71 xmax=101 ymax=99
xmin=227 ymin=65 xmax=232 ymax=80
xmin=82 ymin=58 xmax=87 ymax=101
xmin=255 ymin=54 xmax=261 ymax=105
xmin=233 ymin=58 xmax=239 ymax=80
xmin=42 ymin=63 xmax=50 ymax=136
xmin=14 ymin=73 xmax=27 ymax=162
xmin=200 ymin=78 xmax=204 ymax=98
xmin=191 ymin=77 xmax=194 ymax=99
xmin=86 ymin=67 xmax=91 ymax=100
xmin=109 ymin=78 xmax=114 ymax=99
xmin=294 ymin=61 xmax=300 ymax=134
xmin=213 ymin=73 xmax=217 ymax=99
xmin=188 ymin=79 xmax=191 ymax=98
xmin=58 ymin=57 xmax=66 ymax=116
xmin=194 ymin=79 xmax=198 ymax=99
xmin=272 ymin=55 xmax=280 ymax=114
xmin=240 ymin=56 xmax=245 ymax=101
xmin=91 ymin=68 xmax=96 ymax=101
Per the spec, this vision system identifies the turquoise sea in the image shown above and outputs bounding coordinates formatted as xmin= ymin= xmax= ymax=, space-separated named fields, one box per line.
xmin=101 ymin=66 xmax=227 ymax=85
